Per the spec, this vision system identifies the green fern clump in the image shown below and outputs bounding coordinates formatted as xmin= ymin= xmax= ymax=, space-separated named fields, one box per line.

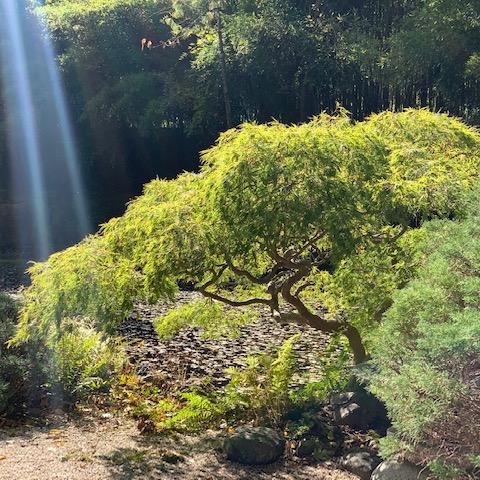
xmin=156 ymin=335 xmax=300 ymax=431
xmin=51 ymin=321 xmax=126 ymax=399
xmin=223 ymin=333 xmax=300 ymax=425
xmin=160 ymin=392 xmax=226 ymax=431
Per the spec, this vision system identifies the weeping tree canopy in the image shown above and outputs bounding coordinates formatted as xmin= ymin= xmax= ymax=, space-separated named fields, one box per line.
xmin=14 ymin=109 xmax=480 ymax=363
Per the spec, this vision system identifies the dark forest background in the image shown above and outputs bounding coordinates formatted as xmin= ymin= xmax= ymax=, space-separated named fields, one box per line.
xmin=1 ymin=0 xmax=480 ymax=258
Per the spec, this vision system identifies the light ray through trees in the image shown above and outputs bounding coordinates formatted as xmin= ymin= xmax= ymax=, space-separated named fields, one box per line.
xmin=39 ymin=24 xmax=90 ymax=238
xmin=0 ymin=0 xmax=90 ymax=261
xmin=0 ymin=0 xmax=51 ymax=259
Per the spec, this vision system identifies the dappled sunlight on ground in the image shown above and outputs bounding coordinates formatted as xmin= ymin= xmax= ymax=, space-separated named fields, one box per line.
xmin=0 ymin=413 xmax=357 ymax=480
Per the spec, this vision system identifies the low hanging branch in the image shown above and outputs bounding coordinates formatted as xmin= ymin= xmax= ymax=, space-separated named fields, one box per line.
xmin=277 ymin=260 xmax=368 ymax=363
xmin=194 ymin=239 xmax=368 ymax=363
xmin=197 ymin=265 xmax=273 ymax=308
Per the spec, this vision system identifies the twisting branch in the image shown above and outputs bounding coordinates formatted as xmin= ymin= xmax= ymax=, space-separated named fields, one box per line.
xmin=199 ymin=289 xmax=272 ymax=308
xmin=279 ymin=266 xmax=367 ymax=363
xmin=291 ymin=230 xmax=325 ymax=260
xmin=269 ymin=248 xmax=311 ymax=269
xmin=266 ymin=280 xmax=282 ymax=316
xmin=227 ymin=260 xmax=282 ymax=285
xmin=279 ymin=261 xmax=344 ymax=332
xmin=197 ymin=265 xmax=273 ymax=308
xmin=294 ymin=281 xmax=315 ymax=297
xmin=267 ymin=231 xmax=325 ymax=268
xmin=268 ymin=248 xmax=293 ymax=268
xmin=197 ymin=265 xmax=228 ymax=291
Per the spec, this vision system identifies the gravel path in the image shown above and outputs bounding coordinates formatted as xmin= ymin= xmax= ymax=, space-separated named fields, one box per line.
xmin=0 ymin=412 xmax=357 ymax=480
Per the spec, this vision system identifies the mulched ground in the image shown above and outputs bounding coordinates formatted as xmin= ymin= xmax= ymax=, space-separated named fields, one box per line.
xmin=120 ymin=291 xmax=337 ymax=391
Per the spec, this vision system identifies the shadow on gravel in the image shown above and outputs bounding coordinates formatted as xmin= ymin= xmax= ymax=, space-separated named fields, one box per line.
xmin=100 ymin=447 xmax=156 ymax=480
xmin=100 ymin=432 xmax=355 ymax=480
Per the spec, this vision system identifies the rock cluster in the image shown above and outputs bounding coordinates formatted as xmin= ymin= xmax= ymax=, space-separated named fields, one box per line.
xmin=331 ymin=390 xmax=389 ymax=433
xmin=340 ymin=451 xmax=381 ymax=480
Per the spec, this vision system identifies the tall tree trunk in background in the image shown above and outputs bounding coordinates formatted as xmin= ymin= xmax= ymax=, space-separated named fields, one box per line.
xmin=215 ymin=8 xmax=232 ymax=129
xmin=299 ymin=68 xmax=307 ymax=121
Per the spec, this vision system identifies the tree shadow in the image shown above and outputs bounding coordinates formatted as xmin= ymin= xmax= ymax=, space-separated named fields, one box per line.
xmin=99 ymin=447 xmax=156 ymax=480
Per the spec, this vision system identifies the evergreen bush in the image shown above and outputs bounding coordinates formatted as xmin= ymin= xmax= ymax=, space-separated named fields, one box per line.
xmin=368 ymin=211 xmax=480 ymax=478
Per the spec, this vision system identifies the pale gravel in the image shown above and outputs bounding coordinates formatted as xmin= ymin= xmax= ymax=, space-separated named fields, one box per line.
xmin=0 ymin=413 xmax=358 ymax=480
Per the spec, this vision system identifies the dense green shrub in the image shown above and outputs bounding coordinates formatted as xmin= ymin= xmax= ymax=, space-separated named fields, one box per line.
xmin=14 ymin=110 xmax=480 ymax=368
xmin=368 ymin=213 xmax=480 ymax=478
xmin=51 ymin=321 xmax=126 ymax=400
xmin=0 ymin=293 xmax=48 ymax=416
xmin=1 ymin=292 xmax=125 ymax=414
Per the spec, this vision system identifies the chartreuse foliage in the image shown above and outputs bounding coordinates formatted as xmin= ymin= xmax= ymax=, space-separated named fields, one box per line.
xmin=14 ymin=235 xmax=143 ymax=345
xmin=368 ymin=205 xmax=480 ymax=477
xmin=13 ymin=110 xmax=480 ymax=365
xmin=52 ymin=321 xmax=126 ymax=398
xmin=40 ymin=0 xmax=157 ymax=29
xmin=7 ymin=236 xmax=130 ymax=403
xmin=155 ymin=299 xmax=257 ymax=340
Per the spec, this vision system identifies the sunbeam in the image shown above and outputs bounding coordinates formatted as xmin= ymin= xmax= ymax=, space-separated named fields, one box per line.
xmin=39 ymin=24 xmax=91 ymax=237
xmin=0 ymin=0 xmax=51 ymax=259
xmin=0 ymin=0 xmax=91 ymax=261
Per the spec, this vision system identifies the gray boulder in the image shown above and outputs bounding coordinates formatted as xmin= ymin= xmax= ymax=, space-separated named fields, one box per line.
xmin=331 ymin=389 xmax=389 ymax=432
xmin=335 ymin=402 xmax=365 ymax=429
xmin=340 ymin=451 xmax=380 ymax=480
xmin=224 ymin=426 xmax=285 ymax=465
xmin=371 ymin=460 xmax=428 ymax=480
